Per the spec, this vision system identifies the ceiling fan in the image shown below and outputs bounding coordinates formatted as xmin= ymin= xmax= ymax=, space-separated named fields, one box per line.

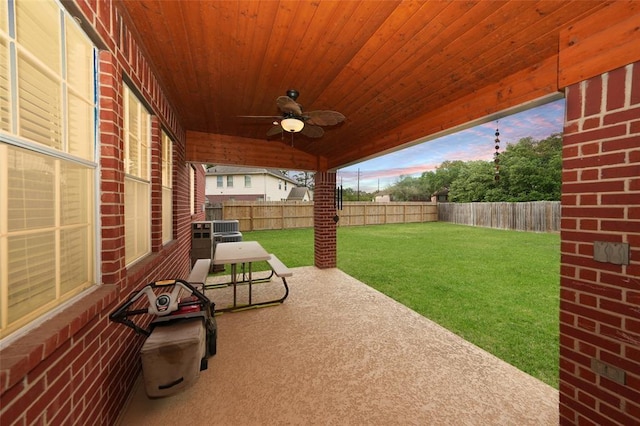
xmin=241 ymin=89 xmax=345 ymax=139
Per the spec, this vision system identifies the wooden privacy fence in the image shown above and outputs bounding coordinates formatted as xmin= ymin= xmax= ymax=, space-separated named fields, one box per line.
xmin=338 ymin=202 xmax=437 ymax=226
xmin=205 ymin=200 xmax=558 ymax=232
xmin=206 ymin=201 xmax=437 ymax=231
xmin=437 ymin=201 xmax=560 ymax=232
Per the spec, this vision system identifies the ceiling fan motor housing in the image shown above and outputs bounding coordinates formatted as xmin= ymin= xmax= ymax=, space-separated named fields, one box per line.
xmin=286 ymin=89 xmax=299 ymax=101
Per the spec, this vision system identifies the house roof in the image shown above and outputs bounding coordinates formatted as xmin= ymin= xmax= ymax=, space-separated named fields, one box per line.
xmin=116 ymin=1 xmax=631 ymax=172
xmin=206 ymin=165 xmax=297 ymax=185
xmin=287 ymin=187 xmax=310 ymax=201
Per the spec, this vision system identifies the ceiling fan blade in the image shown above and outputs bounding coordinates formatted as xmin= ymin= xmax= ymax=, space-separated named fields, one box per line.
xmin=238 ymin=115 xmax=281 ymax=119
xmin=301 ymin=124 xmax=324 ymax=138
xmin=266 ymin=125 xmax=282 ymax=137
xmin=304 ymin=110 xmax=345 ymax=126
xmin=276 ymin=96 xmax=302 ymax=115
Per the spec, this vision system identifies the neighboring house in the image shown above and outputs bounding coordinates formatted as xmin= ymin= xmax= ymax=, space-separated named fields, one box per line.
xmin=374 ymin=194 xmax=391 ymax=202
xmin=287 ymin=187 xmax=312 ymax=201
xmin=206 ymin=165 xmax=298 ymax=202
xmin=431 ymin=188 xmax=449 ymax=203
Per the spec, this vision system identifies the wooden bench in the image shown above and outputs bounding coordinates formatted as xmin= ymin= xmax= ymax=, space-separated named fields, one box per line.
xmin=263 ymin=254 xmax=290 ymax=305
xmin=219 ymin=254 xmax=291 ymax=312
xmin=187 ymin=259 xmax=211 ymax=288
xmin=267 ymin=254 xmax=292 ymax=279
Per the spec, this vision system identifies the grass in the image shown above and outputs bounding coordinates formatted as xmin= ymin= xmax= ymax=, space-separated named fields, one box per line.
xmin=241 ymin=222 xmax=560 ymax=388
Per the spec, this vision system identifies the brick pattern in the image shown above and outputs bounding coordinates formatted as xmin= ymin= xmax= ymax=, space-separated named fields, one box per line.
xmin=560 ymin=62 xmax=640 ymax=425
xmin=314 ymin=172 xmax=338 ymax=268
xmin=0 ymin=1 xmax=201 ymax=424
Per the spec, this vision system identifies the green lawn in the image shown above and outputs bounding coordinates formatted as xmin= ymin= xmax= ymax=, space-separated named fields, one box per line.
xmin=241 ymin=222 xmax=560 ymax=388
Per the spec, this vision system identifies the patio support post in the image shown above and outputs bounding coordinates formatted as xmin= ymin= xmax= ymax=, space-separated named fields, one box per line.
xmin=314 ymin=171 xmax=337 ymax=268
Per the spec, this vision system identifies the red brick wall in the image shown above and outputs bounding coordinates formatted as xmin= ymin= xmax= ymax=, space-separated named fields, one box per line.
xmin=560 ymin=62 xmax=640 ymax=425
xmin=314 ymin=172 xmax=338 ymax=268
xmin=0 ymin=1 xmax=205 ymax=424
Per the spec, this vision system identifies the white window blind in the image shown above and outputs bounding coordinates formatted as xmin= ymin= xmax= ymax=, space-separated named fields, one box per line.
xmin=124 ymin=84 xmax=150 ymax=265
xmin=0 ymin=36 xmax=10 ymax=132
xmin=189 ymin=166 xmax=195 ymax=215
xmin=0 ymin=0 xmax=97 ymax=338
xmin=16 ymin=0 xmax=63 ymax=151
xmin=161 ymin=130 xmax=173 ymax=244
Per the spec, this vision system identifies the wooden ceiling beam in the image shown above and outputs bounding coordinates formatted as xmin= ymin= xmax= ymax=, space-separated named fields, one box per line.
xmin=558 ymin=1 xmax=640 ymax=88
xmin=185 ymin=131 xmax=325 ymax=171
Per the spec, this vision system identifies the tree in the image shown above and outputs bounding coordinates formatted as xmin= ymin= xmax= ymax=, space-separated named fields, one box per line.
xmin=290 ymin=171 xmax=315 ymax=190
xmin=419 ymin=160 xmax=467 ymax=196
xmin=389 ymin=175 xmax=429 ymax=201
xmin=380 ymin=133 xmax=562 ymax=202
xmin=496 ymin=134 xmax=562 ymax=201
xmin=449 ymin=161 xmax=495 ymax=202
xmin=341 ymin=187 xmax=374 ymax=201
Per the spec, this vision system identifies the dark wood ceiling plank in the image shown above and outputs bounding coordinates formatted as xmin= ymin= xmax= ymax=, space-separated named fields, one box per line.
xmin=179 ymin=1 xmax=224 ymax=130
xmin=186 ymin=130 xmax=321 ymax=171
xmin=271 ymin=1 xmax=349 ymax=105
xmin=325 ymin=1 xmax=452 ymax=114
xmin=239 ymin=2 xmax=282 ymax=115
xmin=309 ymin=1 xmax=402 ymax=108
xmin=288 ymin=1 xmax=401 ymax=107
xmin=118 ymin=0 xmax=188 ymax=123
xmin=340 ymin=1 xmax=548 ymax=137
xmin=243 ymin=2 xmax=313 ymax=115
xmin=159 ymin=1 xmax=204 ymax=117
xmin=196 ymin=2 xmax=252 ymax=129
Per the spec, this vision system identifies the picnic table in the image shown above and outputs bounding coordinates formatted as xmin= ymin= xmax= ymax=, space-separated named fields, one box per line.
xmin=212 ymin=241 xmax=290 ymax=311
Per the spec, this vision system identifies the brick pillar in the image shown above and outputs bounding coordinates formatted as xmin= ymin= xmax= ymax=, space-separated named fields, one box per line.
xmin=314 ymin=171 xmax=337 ymax=268
xmin=98 ymin=50 xmax=126 ymax=285
xmin=559 ymin=62 xmax=640 ymax=425
xmin=150 ymin=117 xmax=163 ymax=252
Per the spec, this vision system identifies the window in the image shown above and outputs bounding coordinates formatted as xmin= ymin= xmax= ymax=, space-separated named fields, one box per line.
xmin=0 ymin=0 xmax=97 ymax=338
xmin=244 ymin=175 xmax=251 ymax=188
xmin=278 ymin=180 xmax=282 ymax=190
xmin=217 ymin=175 xmax=223 ymax=188
xmin=189 ymin=165 xmax=195 ymax=215
xmin=161 ymin=130 xmax=173 ymax=244
xmin=227 ymin=175 xmax=233 ymax=188
xmin=124 ymin=84 xmax=151 ymax=265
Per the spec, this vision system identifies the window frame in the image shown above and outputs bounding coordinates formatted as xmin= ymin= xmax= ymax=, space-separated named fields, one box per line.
xmin=123 ymin=83 xmax=151 ymax=266
xmin=0 ymin=0 xmax=99 ymax=338
xmin=161 ymin=130 xmax=173 ymax=244
xmin=189 ymin=165 xmax=195 ymax=216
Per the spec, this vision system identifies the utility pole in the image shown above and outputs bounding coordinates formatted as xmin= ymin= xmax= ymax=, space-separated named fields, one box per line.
xmin=357 ymin=168 xmax=360 ymax=201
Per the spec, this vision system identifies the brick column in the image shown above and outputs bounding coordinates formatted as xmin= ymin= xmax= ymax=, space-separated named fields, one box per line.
xmin=150 ymin=117 xmax=163 ymax=252
xmin=314 ymin=171 xmax=337 ymax=268
xmin=98 ymin=50 xmax=126 ymax=286
xmin=559 ymin=62 xmax=640 ymax=425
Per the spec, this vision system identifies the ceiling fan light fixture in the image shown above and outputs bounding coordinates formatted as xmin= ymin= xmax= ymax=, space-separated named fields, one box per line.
xmin=281 ymin=117 xmax=304 ymax=133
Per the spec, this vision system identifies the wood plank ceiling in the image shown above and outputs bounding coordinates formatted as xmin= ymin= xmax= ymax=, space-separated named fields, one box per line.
xmin=116 ymin=0 xmax=609 ymax=171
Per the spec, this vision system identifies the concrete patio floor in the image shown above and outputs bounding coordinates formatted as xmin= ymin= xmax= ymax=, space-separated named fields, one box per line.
xmin=117 ymin=266 xmax=558 ymax=425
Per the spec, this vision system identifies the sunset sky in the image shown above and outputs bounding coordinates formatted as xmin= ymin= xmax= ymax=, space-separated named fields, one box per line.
xmin=337 ymin=98 xmax=565 ymax=193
